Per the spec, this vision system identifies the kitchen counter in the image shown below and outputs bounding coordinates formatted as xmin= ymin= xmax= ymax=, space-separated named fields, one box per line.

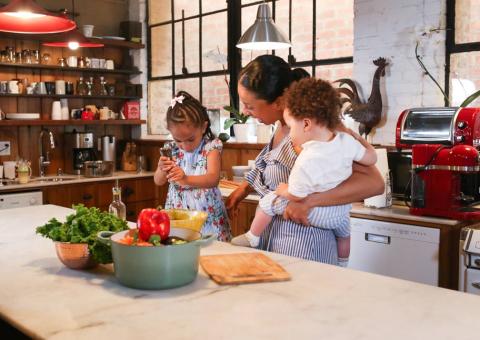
xmin=0 ymin=171 xmax=155 ymax=193
xmin=219 ymin=187 xmax=463 ymax=227
xmin=1 ymin=205 xmax=479 ymax=340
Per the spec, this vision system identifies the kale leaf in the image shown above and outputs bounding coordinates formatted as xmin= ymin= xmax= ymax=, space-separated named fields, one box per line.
xmin=36 ymin=205 xmax=129 ymax=264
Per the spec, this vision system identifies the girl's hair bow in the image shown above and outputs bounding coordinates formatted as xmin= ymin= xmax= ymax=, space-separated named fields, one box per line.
xmin=170 ymin=95 xmax=185 ymax=108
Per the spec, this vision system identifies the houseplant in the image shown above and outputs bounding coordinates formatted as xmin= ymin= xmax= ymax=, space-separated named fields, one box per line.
xmin=223 ymin=105 xmax=251 ymax=142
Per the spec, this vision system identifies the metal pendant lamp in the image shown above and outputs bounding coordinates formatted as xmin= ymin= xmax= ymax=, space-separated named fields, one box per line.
xmin=236 ymin=2 xmax=291 ymax=50
xmin=42 ymin=0 xmax=103 ymax=50
xmin=0 ymin=0 xmax=76 ymax=34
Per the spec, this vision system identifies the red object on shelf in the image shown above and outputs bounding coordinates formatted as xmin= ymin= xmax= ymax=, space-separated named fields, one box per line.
xmin=123 ymin=101 xmax=140 ymax=119
xmin=81 ymin=110 xmax=94 ymax=120
xmin=0 ymin=0 xmax=76 ymax=34
xmin=43 ymin=29 xmax=104 ymax=49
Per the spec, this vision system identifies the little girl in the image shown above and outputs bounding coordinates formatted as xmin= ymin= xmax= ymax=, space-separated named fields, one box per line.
xmin=154 ymin=91 xmax=231 ymax=241
xmin=232 ymin=78 xmax=377 ymax=266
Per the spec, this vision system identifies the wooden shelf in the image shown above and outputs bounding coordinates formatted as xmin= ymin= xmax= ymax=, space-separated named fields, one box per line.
xmin=0 ymin=62 xmax=141 ymax=75
xmin=0 ymin=119 xmax=146 ymax=126
xmin=0 ymin=94 xmax=140 ymax=100
xmin=0 ymin=33 xmax=144 ymax=50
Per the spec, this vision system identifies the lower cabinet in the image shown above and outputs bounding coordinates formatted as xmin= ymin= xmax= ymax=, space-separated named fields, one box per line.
xmin=43 ymin=177 xmax=168 ymax=222
xmin=229 ymin=200 xmax=257 ymax=237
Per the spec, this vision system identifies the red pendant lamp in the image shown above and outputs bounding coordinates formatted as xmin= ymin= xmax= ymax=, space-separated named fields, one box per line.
xmin=42 ymin=0 xmax=103 ymax=49
xmin=0 ymin=0 xmax=76 ymax=34
xmin=43 ymin=29 xmax=104 ymax=50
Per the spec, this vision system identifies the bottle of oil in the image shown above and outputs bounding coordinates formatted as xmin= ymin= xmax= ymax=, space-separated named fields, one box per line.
xmin=109 ymin=180 xmax=126 ymax=220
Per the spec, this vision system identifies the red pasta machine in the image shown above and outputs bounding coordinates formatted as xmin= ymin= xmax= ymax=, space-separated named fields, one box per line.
xmin=396 ymin=107 xmax=480 ymax=220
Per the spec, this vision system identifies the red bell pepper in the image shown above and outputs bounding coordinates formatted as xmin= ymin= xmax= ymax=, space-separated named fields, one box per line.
xmin=137 ymin=208 xmax=170 ymax=242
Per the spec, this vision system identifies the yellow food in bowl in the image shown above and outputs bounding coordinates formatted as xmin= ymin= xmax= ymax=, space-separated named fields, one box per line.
xmin=163 ymin=209 xmax=208 ymax=232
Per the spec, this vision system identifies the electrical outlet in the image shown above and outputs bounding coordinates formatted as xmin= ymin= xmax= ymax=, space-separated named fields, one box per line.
xmin=0 ymin=141 xmax=11 ymax=156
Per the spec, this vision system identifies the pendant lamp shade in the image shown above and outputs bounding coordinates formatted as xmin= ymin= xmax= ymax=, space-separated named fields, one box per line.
xmin=43 ymin=29 xmax=104 ymax=49
xmin=0 ymin=0 xmax=76 ymax=34
xmin=236 ymin=3 xmax=291 ymax=50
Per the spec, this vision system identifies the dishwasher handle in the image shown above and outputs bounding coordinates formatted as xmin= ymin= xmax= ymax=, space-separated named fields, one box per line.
xmin=365 ymin=233 xmax=391 ymax=244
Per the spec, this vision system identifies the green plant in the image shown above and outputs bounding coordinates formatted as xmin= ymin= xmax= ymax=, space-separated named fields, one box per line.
xmin=223 ymin=105 xmax=250 ymax=130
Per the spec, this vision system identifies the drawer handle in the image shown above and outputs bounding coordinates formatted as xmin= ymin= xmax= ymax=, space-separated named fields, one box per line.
xmin=123 ymin=187 xmax=134 ymax=197
xmin=365 ymin=233 xmax=391 ymax=244
xmin=82 ymin=194 xmax=93 ymax=201
xmin=127 ymin=210 xmax=135 ymax=217
xmin=472 ymin=282 xmax=480 ymax=290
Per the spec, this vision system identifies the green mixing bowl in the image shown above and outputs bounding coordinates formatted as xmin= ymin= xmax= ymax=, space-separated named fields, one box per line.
xmin=97 ymin=228 xmax=215 ymax=290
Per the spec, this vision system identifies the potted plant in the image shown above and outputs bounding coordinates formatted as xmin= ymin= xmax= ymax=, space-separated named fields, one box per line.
xmin=223 ymin=105 xmax=251 ymax=142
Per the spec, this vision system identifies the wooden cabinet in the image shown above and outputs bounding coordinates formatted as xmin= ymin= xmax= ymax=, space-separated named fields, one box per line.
xmin=229 ymin=200 xmax=258 ymax=237
xmin=42 ymin=177 xmax=169 ymax=222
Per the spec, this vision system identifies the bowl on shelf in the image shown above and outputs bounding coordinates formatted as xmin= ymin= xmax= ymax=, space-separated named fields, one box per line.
xmin=232 ymin=165 xmax=251 ymax=177
xmin=54 ymin=242 xmax=97 ymax=270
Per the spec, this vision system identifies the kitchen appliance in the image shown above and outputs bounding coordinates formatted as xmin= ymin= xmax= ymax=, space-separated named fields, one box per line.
xmin=83 ymin=160 xmax=114 ymax=177
xmin=97 ymin=229 xmax=215 ymax=290
xmin=459 ymin=225 xmax=480 ymax=295
xmin=348 ymin=217 xmax=440 ymax=286
xmin=65 ymin=131 xmax=96 ymax=175
xmin=387 ymin=150 xmax=412 ymax=200
xmin=98 ymin=135 xmax=116 ymax=162
xmin=0 ymin=191 xmax=42 ymax=210
xmin=395 ymin=107 xmax=480 ymax=220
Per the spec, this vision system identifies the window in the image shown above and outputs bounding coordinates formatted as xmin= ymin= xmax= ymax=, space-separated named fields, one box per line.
xmin=147 ymin=0 xmax=353 ymax=136
xmin=447 ymin=0 xmax=480 ymax=106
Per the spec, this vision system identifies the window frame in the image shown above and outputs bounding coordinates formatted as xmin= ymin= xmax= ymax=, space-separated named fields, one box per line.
xmin=147 ymin=0 xmax=354 ymax=133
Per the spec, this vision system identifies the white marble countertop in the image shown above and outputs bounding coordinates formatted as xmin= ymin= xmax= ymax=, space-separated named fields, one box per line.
xmin=0 ymin=171 xmax=155 ymax=192
xmin=1 ymin=204 xmax=479 ymax=340
xmin=219 ymin=187 xmax=461 ymax=226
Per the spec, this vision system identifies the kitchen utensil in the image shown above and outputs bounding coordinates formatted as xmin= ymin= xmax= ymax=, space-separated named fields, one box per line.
xmin=99 ymin=106 xmax=112 ymax=120
xmin=83 ymin=160 xmax=114 ymax=177
xmin=164 ymin=209 xmax=208 ymax=232
xmin=200 ymin=252 xmax=291 ymax=285
xmin=7 ymin=80 xmax=18 ymax=94
xmin=35 ymin=82 xmax=46 ymax=94
xmin=57 ymin=57 xmax=66 ymax=67
xmin=45 ymin=81 xmax=55 ymax=95
xmin=51 ymin=101 xmax=62 ymax=120
xmin=98 ymin=135 xmax=116 ymax=162
xmin=17 ymin=160 xmax=32 ymax=184
xmin=137 ymin=155 xmax=146 ymax=172
xmin=232 ymin=165 xmax=251 ymax=177
xmin=97 ymin=228 xmax=215 ymax=289
xmin=65 ymin=81 xmax=74 ymax=95
xmin=5 ymin=113 xmax=40 ymax=120
xmin=159 ymin=145 xmax=172 ymax=158
xmin=105 ymin=59 xmax=114 ymax=70
xmin=55 ymin=80 xmax=65 ymax=95
xmin=82 ymin=25 xmax=94 ymax=37
xmin=60 ymin=99 xmax=69 ymax=120
xmin=54 ymin=242 xmax=97 ymax=270
xmin=3 ymin=161 xmax=16 ymax=179
xmin=66 ymin=56 xmax=77 ymax=67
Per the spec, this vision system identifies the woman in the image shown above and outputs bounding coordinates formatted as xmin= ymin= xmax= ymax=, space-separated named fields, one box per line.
xmin=225 ymin=55 xmax=384 ymax=264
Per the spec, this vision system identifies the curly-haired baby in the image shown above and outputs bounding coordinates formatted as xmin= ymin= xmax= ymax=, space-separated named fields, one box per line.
xmin=232 ymin=78 xmax=377 ymax=266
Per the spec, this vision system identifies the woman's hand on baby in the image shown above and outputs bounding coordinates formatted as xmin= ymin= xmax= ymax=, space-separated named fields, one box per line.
xmin=225 ymin=189 xmax=243 ymax=220
xmin=283 ymin=200 xmax=311 ymax=226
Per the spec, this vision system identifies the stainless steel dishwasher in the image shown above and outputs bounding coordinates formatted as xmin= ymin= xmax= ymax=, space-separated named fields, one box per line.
xmin=348 ymin=217 xmax=440 ymax=286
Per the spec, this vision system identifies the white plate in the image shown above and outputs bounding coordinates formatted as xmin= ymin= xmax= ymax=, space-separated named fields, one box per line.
xmin=102 ymin=36 xmax=126 ymax=41
xmin=6 ymin=113 xmax=40 ymax=120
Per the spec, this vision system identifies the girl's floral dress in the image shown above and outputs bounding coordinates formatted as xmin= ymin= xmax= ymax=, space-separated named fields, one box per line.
xmin=164 ymin=137 xmax=231 ymax=241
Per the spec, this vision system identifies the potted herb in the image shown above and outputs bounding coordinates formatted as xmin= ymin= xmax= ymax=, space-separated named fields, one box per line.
xmin=223 ymin=105 xmax=251 ymax=142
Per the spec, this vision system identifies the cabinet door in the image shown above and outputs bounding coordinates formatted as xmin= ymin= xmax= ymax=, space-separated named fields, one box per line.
xmin=43 ymin=186 xmax=70 ymax=207
xmin=97 ymin=180 xmax=115 ymax=208
xmin=121 ymin=179 xmax=137 ymax=203
xmin=69 ymin=183 xmax=97 ymax=207
xmin=230 ymin=201 xmax=257 ymax=237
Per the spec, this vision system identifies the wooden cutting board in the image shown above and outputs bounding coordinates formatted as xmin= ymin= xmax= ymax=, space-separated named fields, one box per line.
xmin=200 ymin=252 xmax=291 ymax=285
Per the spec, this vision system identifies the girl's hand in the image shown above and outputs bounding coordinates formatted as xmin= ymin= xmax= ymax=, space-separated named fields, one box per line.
xmin=166 ymin=166 xmax=186 ymax=184
xmin=160 ymin=157 xmax=176 ymax=172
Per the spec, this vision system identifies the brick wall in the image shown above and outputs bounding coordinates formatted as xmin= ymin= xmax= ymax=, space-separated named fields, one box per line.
xmin=352 ymin=0 xmax=446 ymax=145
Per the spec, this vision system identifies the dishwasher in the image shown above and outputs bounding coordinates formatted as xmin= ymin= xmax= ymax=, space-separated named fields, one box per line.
xmin=0 ymin=191 xmax=43 ymax=210
xmin=348 ymin=217 xmax=440 ymax=286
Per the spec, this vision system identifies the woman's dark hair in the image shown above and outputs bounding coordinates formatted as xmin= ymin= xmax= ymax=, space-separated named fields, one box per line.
xmin=239 ymin=55 xmax=293 ymax=103
xmin=166 ymin=90 xmax=214 ymax=140
xmin=291 ymin=68 xmax=311 ymax=82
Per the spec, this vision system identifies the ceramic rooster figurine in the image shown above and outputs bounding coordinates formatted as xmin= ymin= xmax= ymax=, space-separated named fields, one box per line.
xmin=335 ymin=57 xmax=389 ymax=137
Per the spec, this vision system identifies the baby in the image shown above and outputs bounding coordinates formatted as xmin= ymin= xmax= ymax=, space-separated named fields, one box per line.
xmin=231 ymin=78 xmax=377 ymax=266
